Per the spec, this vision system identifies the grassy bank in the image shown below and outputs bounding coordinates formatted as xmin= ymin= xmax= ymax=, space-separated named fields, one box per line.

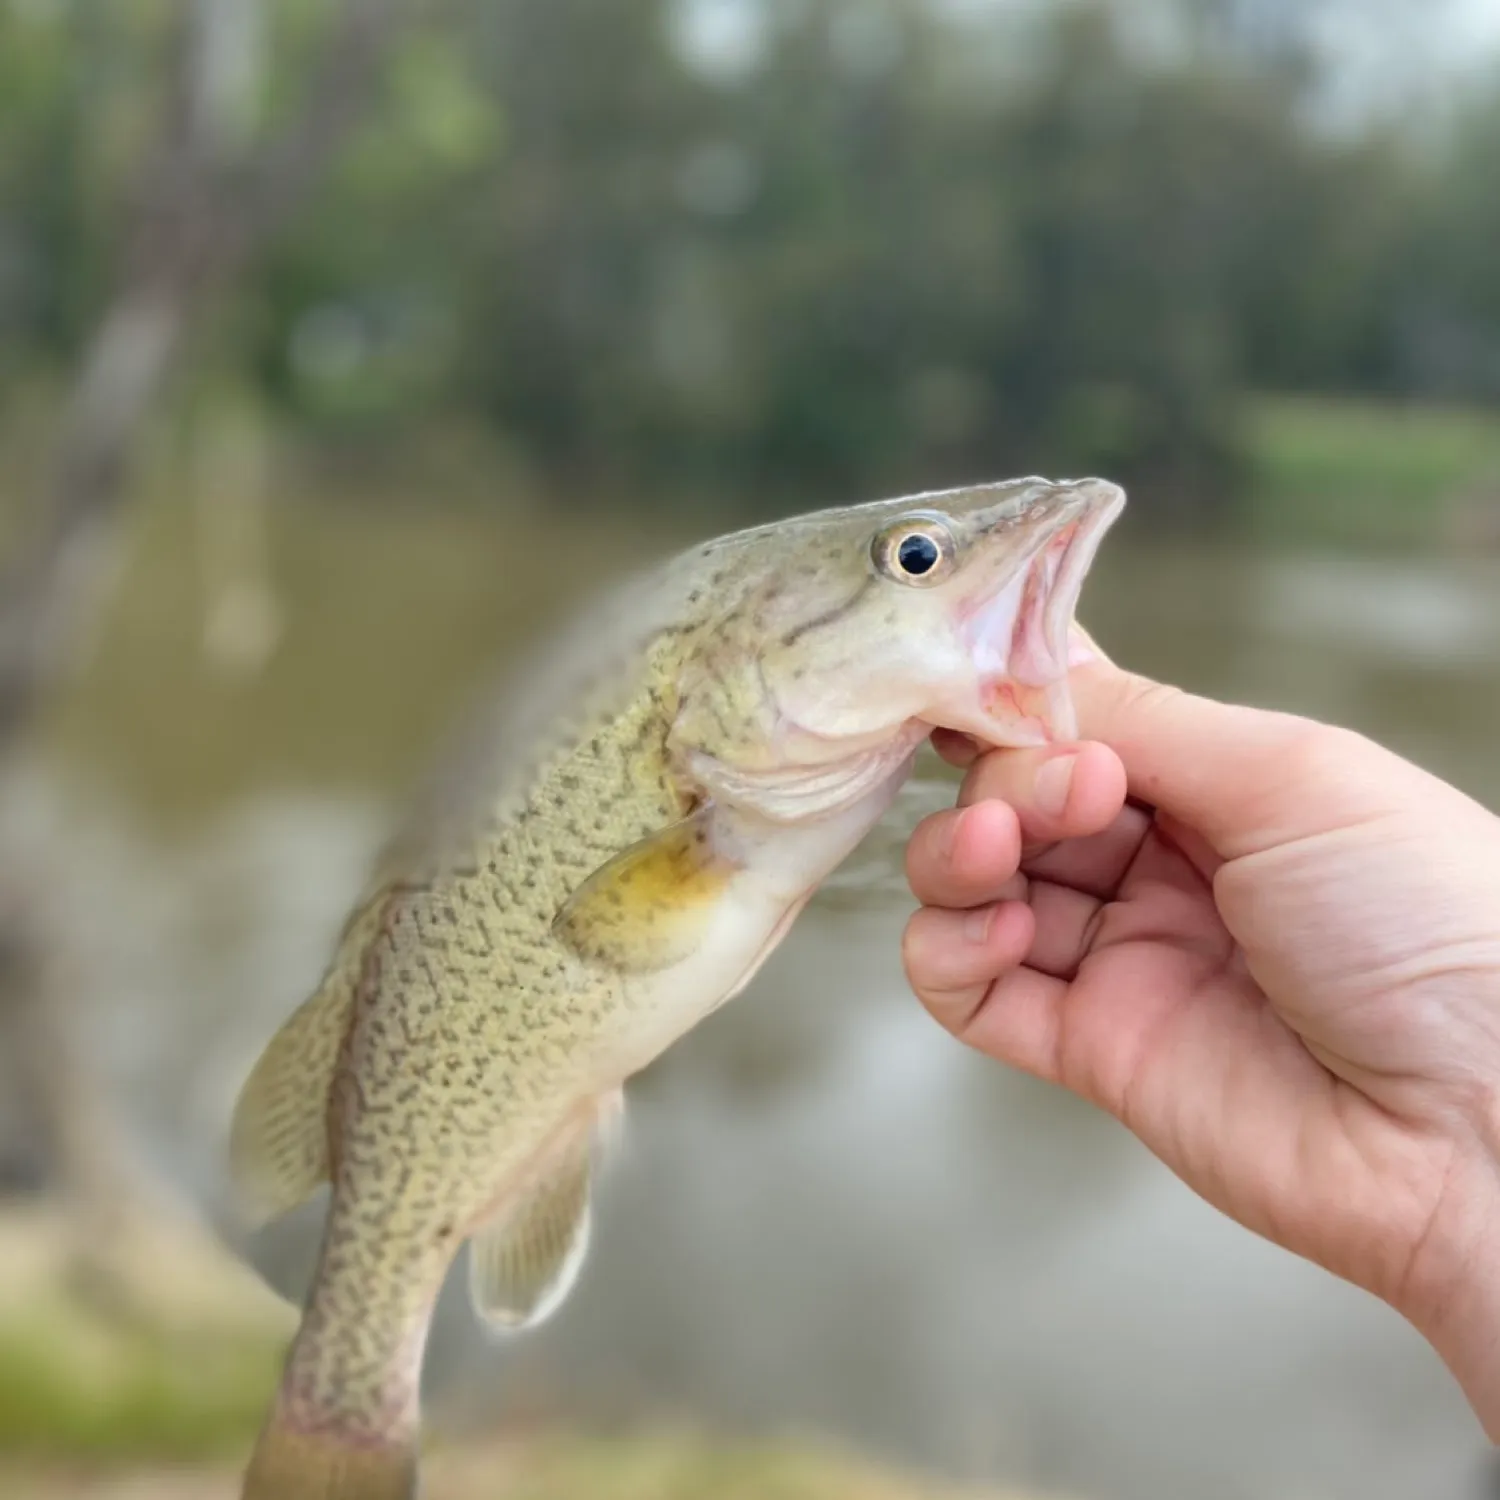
xmin=0 ymin=1206 xmax=291 ymax=1463
xmin=1244 ymin=393 xmax=1500 ymax=550
xmin=12 ymin=1431 xmax=1061 ymax=1500
xmin=0 ymin=1207 xmax=1063 ymax=1499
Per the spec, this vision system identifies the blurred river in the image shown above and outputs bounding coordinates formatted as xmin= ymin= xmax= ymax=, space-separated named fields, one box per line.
xmin=13 ymin=535 xmax=1500 ymax=1500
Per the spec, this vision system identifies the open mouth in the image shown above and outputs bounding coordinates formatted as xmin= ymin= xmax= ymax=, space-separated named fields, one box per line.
xmin=1011 ymin=506 xmax=1111 ymax=686
xmin=957 ymin=482 xmax=1124 ymax=744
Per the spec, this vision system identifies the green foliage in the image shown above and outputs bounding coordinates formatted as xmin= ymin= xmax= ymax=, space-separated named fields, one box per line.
xmin=0 ymin=0 xmax=1497 ymax=526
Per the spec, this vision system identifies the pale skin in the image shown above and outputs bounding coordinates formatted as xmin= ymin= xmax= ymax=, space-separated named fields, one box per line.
xmin=902 ymin=637 xmax=1500 ymax=1440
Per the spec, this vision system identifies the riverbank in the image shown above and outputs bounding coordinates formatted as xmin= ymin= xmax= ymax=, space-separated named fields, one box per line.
xmin=0 ymin=1204 xmax=1065 ymax=1500
xmin=11 ymin=1430 xmax=1062 ymax=1500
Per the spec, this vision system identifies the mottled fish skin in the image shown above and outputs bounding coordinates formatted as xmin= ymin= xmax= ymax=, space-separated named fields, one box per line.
xmin=232 ymin=475 xmax=1125 ymax=1499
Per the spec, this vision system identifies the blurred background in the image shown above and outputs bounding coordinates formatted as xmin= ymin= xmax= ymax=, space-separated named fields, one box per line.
xmin=1 ymin=1 xmax=1498 ymax=1497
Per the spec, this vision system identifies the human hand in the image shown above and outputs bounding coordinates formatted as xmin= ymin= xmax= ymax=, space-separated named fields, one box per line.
xmin=903 ymin=640 xmax=1500 ymax=1437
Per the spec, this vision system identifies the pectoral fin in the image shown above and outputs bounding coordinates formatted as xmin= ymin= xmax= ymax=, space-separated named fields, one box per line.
xmin=468 ymin=1093 xmax=622 ymax=1333
xmin=552 ymin=806 xmax=736 ymax=974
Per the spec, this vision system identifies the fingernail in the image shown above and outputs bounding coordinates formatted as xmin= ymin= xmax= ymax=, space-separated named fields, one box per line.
xmin=1034 ymin=753 xmax=1077 ymax=819
xmin=964 ymin=906 xmax=994 ymax=944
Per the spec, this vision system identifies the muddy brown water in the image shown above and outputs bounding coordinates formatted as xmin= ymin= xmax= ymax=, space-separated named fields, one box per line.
xmin=10 ymin=535 xmax=1500 ymax=1500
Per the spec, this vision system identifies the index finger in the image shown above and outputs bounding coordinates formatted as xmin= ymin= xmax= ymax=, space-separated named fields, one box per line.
xmin=1069 ymin=659 xmax=1433 ymax=860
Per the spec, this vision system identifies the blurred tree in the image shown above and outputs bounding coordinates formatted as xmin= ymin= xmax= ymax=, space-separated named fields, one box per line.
xmin=0 ymin=0 xmax=411 ymax=1310
xmin=4 ymin=0 xmax=1496 ymax=531
xmin=1405 ymin=76 xmax=1500 ymax=400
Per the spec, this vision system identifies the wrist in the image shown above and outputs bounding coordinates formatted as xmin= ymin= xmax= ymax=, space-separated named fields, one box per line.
xmin=1398 ymin=1143 xmax=1500 ymax=1441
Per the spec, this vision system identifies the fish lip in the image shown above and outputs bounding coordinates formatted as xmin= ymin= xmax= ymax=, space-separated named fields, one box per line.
xmin=947 ymin=478 xmax=1124 ymax=744
xmin=1025 ymin=479 xmax=1125 ymax=687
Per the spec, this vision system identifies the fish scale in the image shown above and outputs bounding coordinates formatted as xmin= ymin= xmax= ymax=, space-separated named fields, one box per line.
xmin=231 ymin=475 xmax=1124 ymax=1499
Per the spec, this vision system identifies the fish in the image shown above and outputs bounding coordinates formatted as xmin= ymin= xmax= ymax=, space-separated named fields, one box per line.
xmin=229 ymin=474 xmax=1125 ymax=1499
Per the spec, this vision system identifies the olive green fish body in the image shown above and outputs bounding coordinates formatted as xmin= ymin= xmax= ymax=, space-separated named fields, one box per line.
xmin=232 ymin=477 xmax=1125 ymax=1499
xmin=262 ymin=627 xmax=705 ymax=1428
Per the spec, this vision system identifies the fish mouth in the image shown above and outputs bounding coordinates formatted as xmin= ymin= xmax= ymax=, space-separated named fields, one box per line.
xmin=953 ymin=479 xmax=1125 ymax=745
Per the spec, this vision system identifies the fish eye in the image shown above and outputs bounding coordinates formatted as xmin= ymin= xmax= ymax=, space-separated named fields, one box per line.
xmin=871 ymin=515 xmax=957 ymax=587
xmin=898 ymin=534 xmax=940 ymax=575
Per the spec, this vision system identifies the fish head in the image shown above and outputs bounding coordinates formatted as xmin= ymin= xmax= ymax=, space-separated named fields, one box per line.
xmin=741 ymin=475 xmax=1125 ymax=754
xmin=670 ymin=476 xmax=1124 ymax=822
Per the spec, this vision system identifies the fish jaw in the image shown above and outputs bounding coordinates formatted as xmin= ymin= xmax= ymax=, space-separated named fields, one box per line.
xmin=935 ymin=478 xmax=1123 ymax=747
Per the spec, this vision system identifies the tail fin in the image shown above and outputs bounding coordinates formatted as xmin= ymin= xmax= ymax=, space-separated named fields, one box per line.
xmin=241 ymin=1411 xmax=417 ymax=1500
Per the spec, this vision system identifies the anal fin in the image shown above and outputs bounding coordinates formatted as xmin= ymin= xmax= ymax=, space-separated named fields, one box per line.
xmin=468 ymin=1092 xmax=622 ymax=1333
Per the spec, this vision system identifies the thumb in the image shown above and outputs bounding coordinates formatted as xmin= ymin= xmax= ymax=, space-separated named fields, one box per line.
xmin=1066 ymin=638 xmax=1430 ymax=861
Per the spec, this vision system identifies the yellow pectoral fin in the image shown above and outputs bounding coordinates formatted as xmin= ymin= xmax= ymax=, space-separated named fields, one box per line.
xmin=552 ymin=806 xmax=738 ymax=974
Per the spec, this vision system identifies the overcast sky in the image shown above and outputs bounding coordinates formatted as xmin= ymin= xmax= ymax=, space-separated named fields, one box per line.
xmin=1451 ymin=0 xmax=1500 ymax=52
xmin=674 ymin=0 xmax=1500 ymax=129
